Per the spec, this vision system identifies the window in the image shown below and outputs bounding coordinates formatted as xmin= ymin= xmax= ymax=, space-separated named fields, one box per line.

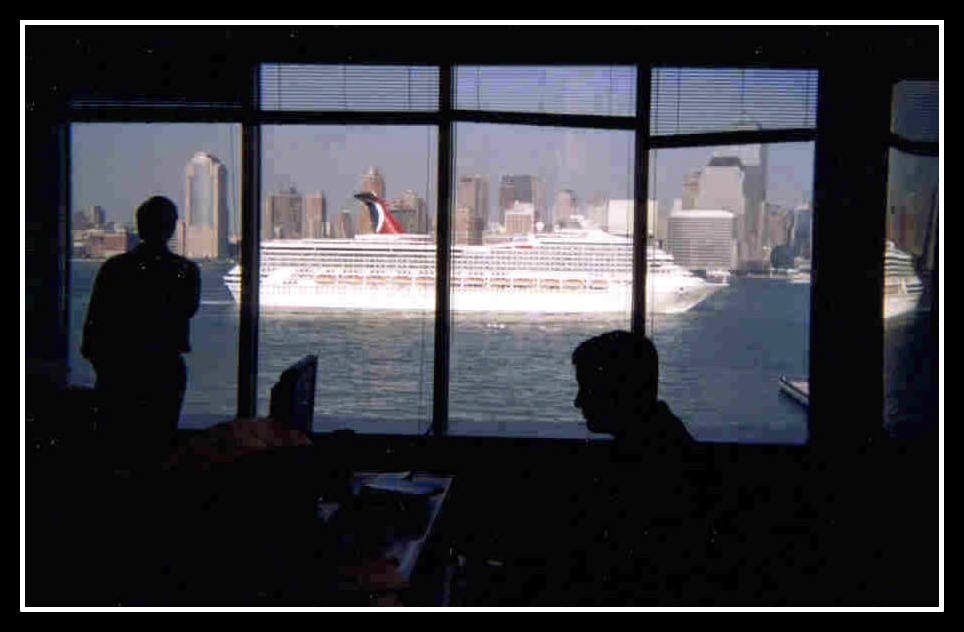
xmin=883 ymin=79 xmax=939 ymax=438
xmin=68 ymin=123 xmax=242 ymax=429
xmin=256 ymin=125 xmax=437 ymax=434
xmin=62 ymin=61 xmax=830 ymax=444
xmin=648 ymin=142 xmax=813 ymax=444
xmin=448 ymin=123 xmax=634 ymax=438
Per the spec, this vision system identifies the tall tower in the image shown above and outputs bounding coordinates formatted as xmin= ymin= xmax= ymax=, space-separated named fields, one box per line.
xmin=456 ymin=175 xmax=489 ymax=243
xmin=183 ymin=152 xmax=230 ymax=259
xmin=360 ymin=166 xmax=386 ymax=199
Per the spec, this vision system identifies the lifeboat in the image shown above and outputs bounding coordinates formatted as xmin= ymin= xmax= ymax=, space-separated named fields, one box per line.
xmin=340 ymin=275 xmax=364 ymax=284
xmin=539 ymin=278 xmax=561 ymax=289
xmin=415 ymin=276 xmax=434 ymax=286
xmin=563 ymin=279 xmax=585 ymax=290
xmin=512 ymin=278 xmax=535 ymax=288
xmin=314 ymin=275 xmax=336 ymax=285
xmin=490 ymin=278 xmax=510 ymax=288
xmin=589 ymin=279 xmax=608 ymax=290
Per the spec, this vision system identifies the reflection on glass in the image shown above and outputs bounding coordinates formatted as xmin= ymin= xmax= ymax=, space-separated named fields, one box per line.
xmin=646 ymin=143 xmax=814 ymax=444
xmin=69 ymin=123 xmax=241 ymax=429
xmin=883 ymin=148 xmax=938 ymax=437
xmin=253 ymin=126 xmax=437 ymax=434
xmin=448 ymin=123 xmax=634 ymax=438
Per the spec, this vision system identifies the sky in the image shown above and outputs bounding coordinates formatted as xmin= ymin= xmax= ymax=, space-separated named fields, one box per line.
xmin=71 ymin=122 xmax=815 ymax=233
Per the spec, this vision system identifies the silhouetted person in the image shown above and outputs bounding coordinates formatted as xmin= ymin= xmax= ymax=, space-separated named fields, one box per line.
xmin=82 ymin=196 xmax=200 ymax=473
xmin=561 ymin=330 xmax=716 ymax=604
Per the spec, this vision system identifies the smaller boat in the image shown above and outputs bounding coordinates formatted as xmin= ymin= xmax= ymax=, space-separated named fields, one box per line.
xmin=778 ymin=375 xmax=809 ymax=407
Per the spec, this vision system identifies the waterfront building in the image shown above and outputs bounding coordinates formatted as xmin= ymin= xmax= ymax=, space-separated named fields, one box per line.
xmin=305 ymin=193 xmax=327 ymax=238
xmin=457 ymin=175 xmax=489 ymax=243
xmin=263 ymin=188 xmax=305 ymax=240
xmin=504 ymin=203 xmax=535 ymax=235
xmin=553 ymin=189 xmax=577 ymax=228
xmin=390 ymin=189 xmax=431 ymax=235
xmin=183 ymin=152 xmax=230 ymax=259
xmin=667 ymin=209 xmax=737 ymax=272
xmin=499 ymin=175 xmax=546 ymax=227
xmin=360 ymin=166 xmax=386 ymax=199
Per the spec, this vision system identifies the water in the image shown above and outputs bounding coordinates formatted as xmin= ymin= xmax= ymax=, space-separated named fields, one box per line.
xmin=67 ymin=260 xmax=930 ymax=444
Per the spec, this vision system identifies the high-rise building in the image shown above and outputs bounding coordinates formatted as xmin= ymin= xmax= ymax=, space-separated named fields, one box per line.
xmin=73 ymin=204 xmax=107 ymax=230
xmin=390 ymin=189 xmax=431 ymax=235
xmin=553 ymin=189 xmax=577 ymax=227
xmin=457 ymin=175 xmax=489 ymax=243
xmin=604 ymin=199 xmax=660 ymax=237
xmin=667 ymin=210 xmax=737 ymax=271
xmin=263 ymin=188 xmax=305 ymax=239
xmin=334 ymin=210 xmax=355 ymax=239
xmin=498 ymin=175 xmax=546 ymax=227
xmin=183 ymin=152 xmax=230 ymax=259
xmin=791 ymin=205 xmax=812 ymax=260
xmin=360 ymin=166 xmax=386 ymax=199
xmin=305 ymin=193 xmax=327 ymax=238
xmin=682 ymin=171 xmax=701 ymax=210
xmin=504 ymin=202 xmax=535 ymax=235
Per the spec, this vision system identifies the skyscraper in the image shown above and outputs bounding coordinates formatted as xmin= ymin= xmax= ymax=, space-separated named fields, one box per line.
xmin=553 ymin=189 xmax=577 ymax=227
xmin=360 ymin=166 xmax=386 ymax=199
xmin=456 ymin=175 xmax=489 ymax=244
xmin=183 ymin=152 xmax=230 ymax=259
xmin=263 ymin=188 xmax=304 ymax=239
xmin=305 ymin=193 xmax=327 ymax=238
xmin=498 ymin=175 xmax=546 ymax=227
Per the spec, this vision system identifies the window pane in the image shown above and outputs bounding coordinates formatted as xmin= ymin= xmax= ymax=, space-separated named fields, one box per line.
xmin=647 ymin=142 xmax=814 ymax=444
xmin=448 ymin=123 xmax=634 ymax=438
xmin=255 ymin=125 xmax=437 ymax=434
xmin=260 ymin=64 xmax=440 ymax=111
xmin=650 ymin=68 xmax=818 ymax=136
xmin=884 ymin=148 xmax=938 ymax=437
xmin=69 ymin=123 xmax=242 ymax=429
xmin=455 ymin=66 xmax=636 ymax=117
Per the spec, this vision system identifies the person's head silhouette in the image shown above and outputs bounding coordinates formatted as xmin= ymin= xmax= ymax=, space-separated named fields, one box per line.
xmin=136 ymin=196 xmax=178 ymax=248
xmin=572 ymin=330 xmax=660 ymax=437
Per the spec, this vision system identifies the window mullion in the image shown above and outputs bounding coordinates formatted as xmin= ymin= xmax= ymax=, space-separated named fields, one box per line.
xmin=632 ymin=62 xmax=652 ymax=335
xmin=237 ymin=63 xmax=261 ymax=419
xmin=432 ymin=64 xmax=453 ymax=437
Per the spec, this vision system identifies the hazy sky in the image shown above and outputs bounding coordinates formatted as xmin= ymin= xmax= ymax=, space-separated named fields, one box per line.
xmin=71 ymin=122 xmax=814 ymax=231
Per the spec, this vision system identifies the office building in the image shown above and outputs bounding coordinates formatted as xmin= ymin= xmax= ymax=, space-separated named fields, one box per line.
xmin=304 ymin=193 xmax=327 ymax=238
xmin=457 ymin=175 xmax=489 ymax=242
xmin=390 ymin=189 xmax=431 ymax=234
xmin=667 ymin=209 xmax=737 ymax=271
xmin=504 ymin=202 xmax=535 ymax=235
xmin=553 ymin=189 xmax=577 ymax=227
xmin=498 ymin=175 xmax=546 ymax=227
xmin=361 ymin=166 xmax=386 ymax=199
xmin=183 ymin=152 xmax=230 ymax=259
xmin=263 ymin=188 xmax=305 ymax=240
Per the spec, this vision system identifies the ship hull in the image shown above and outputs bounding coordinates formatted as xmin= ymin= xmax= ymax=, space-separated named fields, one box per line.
xmin=225 ymin=278 xmax=721 ymax=314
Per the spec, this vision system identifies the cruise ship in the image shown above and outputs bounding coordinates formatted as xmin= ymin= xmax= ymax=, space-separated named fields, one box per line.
xmin=224 ymin=193 xmax=725 ymax=314
xmin=884 ymin=240 xmax=926 ymax=319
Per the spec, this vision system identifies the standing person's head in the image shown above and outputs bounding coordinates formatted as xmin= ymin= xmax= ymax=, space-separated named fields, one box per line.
xmin=136 ymin=196 xmax=178 ymax=248
xmin=572 ymin=330 xmax=660 ymax=436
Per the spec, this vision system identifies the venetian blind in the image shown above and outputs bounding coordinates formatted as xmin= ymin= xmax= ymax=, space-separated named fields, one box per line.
xmin=891 ymin=80 xmax=939 ymax=143
xmin=454 ymin=66 xmax=637 ymax=117
xmin=650 ymin=67 xmax=819 ymax=136
xmin=259 ymin=64 xmax=440 ymax=112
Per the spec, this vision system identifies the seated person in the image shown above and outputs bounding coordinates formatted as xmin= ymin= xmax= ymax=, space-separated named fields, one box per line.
xmin=572 ymin=329 xmax=693 ymax=456
xmin=561 ymin=330 xmax=716 ymax=604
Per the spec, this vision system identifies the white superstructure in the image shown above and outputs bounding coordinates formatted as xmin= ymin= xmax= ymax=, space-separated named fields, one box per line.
xmin=224 ymin=228 xmax=724 ymax=314
xmin=884 ymin=240 xmax=925 ymax=319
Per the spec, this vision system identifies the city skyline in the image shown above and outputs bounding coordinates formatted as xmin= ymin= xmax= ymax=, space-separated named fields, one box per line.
xmin=70 ymin=123 xmax=815 ymax=236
